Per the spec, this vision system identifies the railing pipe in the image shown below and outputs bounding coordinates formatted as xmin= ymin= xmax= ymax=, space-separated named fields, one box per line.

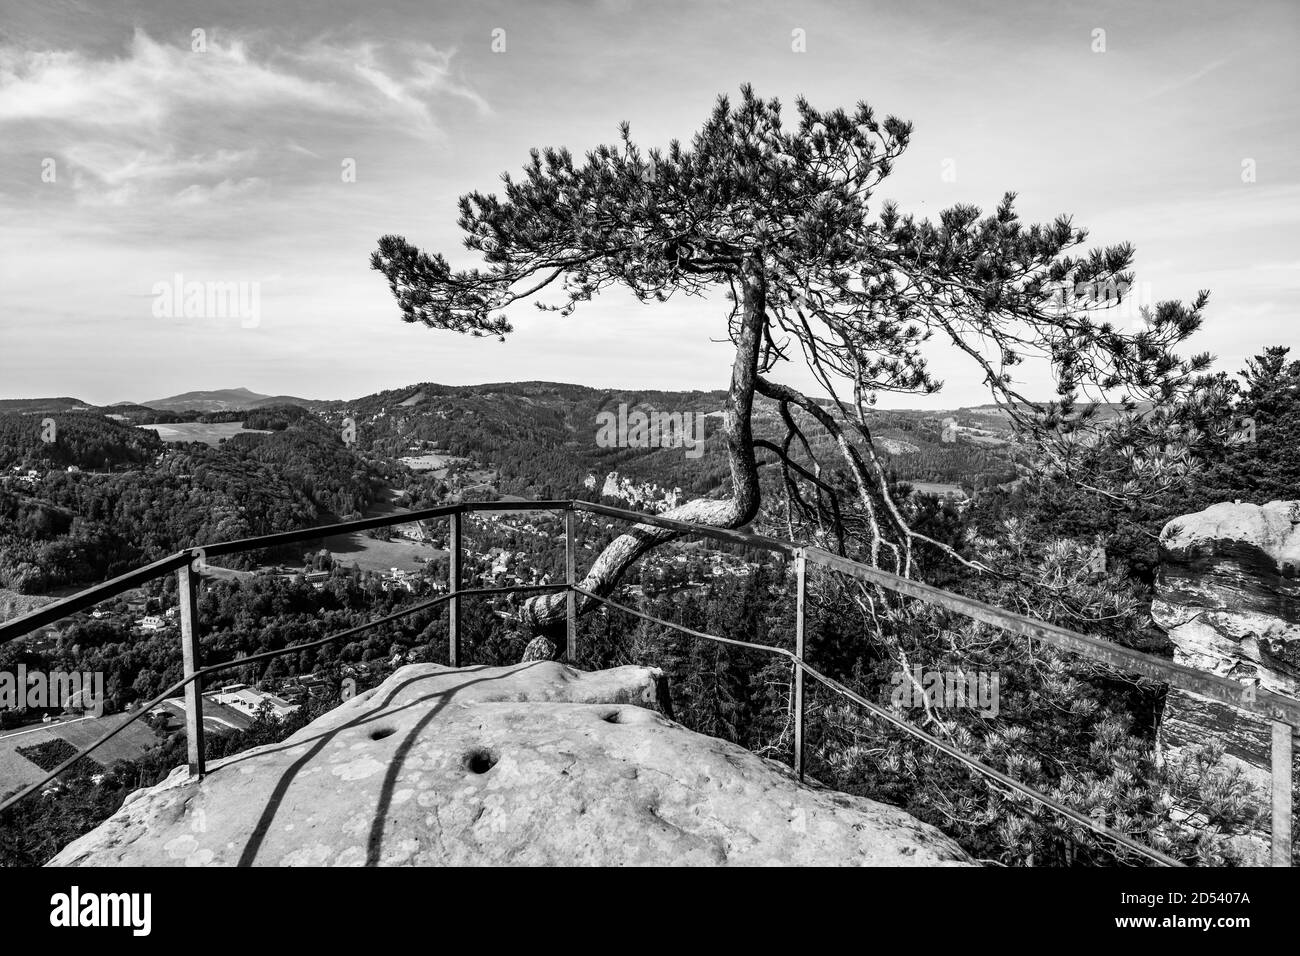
xmin=577 ymin=583 xmax=1183 ymax=867
xmin=573 ymin=500 xmax=796 ymax=555
xmin=793 ymin=657 xmax=1185 ymax=868
xmin=0 ymin=581 xmax=573 ymax=811
xmin=803 ymin=545 xmax=1300 ymax=727
xmin=0 ymin=551 xmax=191 ymax=646
xmin=197 ymin=503 xmax=463 ymax=558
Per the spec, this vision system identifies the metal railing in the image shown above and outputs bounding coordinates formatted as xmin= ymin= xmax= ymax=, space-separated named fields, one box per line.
xmin=0 ymin=498 xmax=1293 ymax=867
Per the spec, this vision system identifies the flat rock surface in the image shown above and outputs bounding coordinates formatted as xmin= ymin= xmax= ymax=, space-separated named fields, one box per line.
xmin=50 ymin=661 xmax=971 ymax=867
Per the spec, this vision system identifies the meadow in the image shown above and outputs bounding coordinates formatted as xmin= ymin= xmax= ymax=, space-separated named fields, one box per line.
xmin=138 ymin=422 xmax=272 ymax=445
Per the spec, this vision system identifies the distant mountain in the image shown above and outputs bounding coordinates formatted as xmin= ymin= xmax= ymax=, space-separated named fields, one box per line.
xmin=140 ymin=387 xmax=314 ymax=413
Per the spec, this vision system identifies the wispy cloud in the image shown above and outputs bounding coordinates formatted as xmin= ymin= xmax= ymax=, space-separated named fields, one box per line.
xmin=0 ymin=29 xmax=487 ymax=208
xmin=61 ymin=145 xmax=257 ymax=186
xmin=0 ymin=29 xmax=484 ymax=132
xmin=345 ymin=40 xmax=490 ymax=123
xmin=55 ymin=144 xmax=259 ymax=205
xmin=172 ymin=177 xmax=270 ymax=207
xmin=1138 ymin=57 xmax=1230 ymax=101
xmin=0 ymin=31 xmax=331 ymax=128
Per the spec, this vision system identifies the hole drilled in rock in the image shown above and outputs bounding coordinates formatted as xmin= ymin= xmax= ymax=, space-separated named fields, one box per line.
xmin=370 ymin=727 xmax=396 ymax=741
xmin=602 ymin=710 xmax=623 ymax=724
xmin=464 ymin=748 xmax=498 ymax=774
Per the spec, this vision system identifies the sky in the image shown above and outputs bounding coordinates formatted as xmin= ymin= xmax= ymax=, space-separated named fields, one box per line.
xmin=0 ymin=0 xmax=1296 ymax=408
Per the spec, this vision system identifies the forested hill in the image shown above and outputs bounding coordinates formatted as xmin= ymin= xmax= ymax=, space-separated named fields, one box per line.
xmin=0 ymin=412 xmax=161 ymax=471
xmin=140 ymin=387 xmax=317 ymax=414
xmin=0 ymin=411 xmax=378 ymax=593
xmin=327 ymin=380 xmax=1019 ymax=500
xmin=0 ymin=380 xmax=1021 ymax=592
xmin=333 ymin=381 xmax=733 ymax=500
xmin=0 ymin=397 xmax=98 ymax=414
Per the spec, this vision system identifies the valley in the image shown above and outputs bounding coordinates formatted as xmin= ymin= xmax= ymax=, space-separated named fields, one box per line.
xmin=0 ymin=381 xmax=1025 ymax=602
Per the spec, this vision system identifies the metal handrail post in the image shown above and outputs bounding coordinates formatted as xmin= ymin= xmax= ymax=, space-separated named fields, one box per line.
xmin=794 ymin=549 xmax=807 ymax=782
xmin=448 ymin=510 xmax=462 ymax=667
xmin=565 ymin=509 xmax=577 ymax=662
xmin=177 ymin=558 xmax=205 ymax=777
xmin=1273 ymin=721 xmax=1293 ymax=866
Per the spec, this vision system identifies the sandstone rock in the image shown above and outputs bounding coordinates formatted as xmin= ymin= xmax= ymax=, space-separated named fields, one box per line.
xmin=1153 ymin=499 xmax=1300 ymax=694
xmin=1152 ymin=500 xmax=1300 ymax=865
xmin=519 ymin=635 xmax=557 ymax=661
xmin=49 ymin=661 xmax=971 ymax=867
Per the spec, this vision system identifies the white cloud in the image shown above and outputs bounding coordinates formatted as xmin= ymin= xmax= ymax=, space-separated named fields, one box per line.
xmin=1139 ymin=58 xmax=1230 ymax=102
xmin=0 ymin=32 xmax=328 ymax=127
xmin=284 ymin=140 xmax=322 ymax=159
xmin=0 ymin=29 xmax=485 ymax=135
xmin=63 ymin=144 xmax=256 ymax=186
xmin=172 ymin=177 xmax=269 ymax=206
xmin=53 ymin=144 xmax=260 ymax=205
xmin=0 ymin=30 xmax=486 ymax=206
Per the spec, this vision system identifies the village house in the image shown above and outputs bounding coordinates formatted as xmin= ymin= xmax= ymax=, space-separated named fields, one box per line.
xmin=380 ymin=567 xmax=416 ymax=593
xmin=209 ymin=683 xmax=299 ymax=721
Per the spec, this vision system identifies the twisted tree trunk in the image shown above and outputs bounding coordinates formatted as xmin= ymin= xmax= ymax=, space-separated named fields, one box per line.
xmin=519 ymin=263 xmax=767 ymax=635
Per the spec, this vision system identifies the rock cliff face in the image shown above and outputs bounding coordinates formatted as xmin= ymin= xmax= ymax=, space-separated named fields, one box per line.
xmin=50 ymin=661 xmax=971 ymax=867
xmin=1152 ymin=500 xmax=1300 ymax=864
xmin=1153 ymin=500 xmax=1300 ymax=693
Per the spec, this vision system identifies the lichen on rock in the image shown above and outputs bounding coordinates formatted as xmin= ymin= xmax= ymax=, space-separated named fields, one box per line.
xmin=49 ymin=660 xmax=971 ymax=867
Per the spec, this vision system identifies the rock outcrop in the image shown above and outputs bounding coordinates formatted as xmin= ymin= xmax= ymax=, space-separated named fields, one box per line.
xmin=50 ymin=661 xmax=971 ymax=866
xmin=1152 ymin=500 xmax=1300 ymax=864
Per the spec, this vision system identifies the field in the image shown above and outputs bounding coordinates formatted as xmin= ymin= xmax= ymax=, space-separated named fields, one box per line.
xmin=0 ymin=713 xmax=159 ymax=790
xmin=398 ymin=452 xmax=457 ymax=471
xmin=309 ymin=490 xmax=446 ymax=573
xmin=398 ymin=453 xmax=482 ymax=481
xmin=138 ymin=422 xmax=272 ymax=445
xmin=0 ymin=588 xmax=56 ymax=623
xmin=909 ymin=481 xmax=967 ymax=498
xmin=317 ymin=531 xmax=446 ymax=573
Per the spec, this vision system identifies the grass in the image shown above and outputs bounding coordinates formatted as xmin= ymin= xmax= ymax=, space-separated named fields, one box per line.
xmin=316 ymin=533 xmax=446 ymax=573
xmin=0 ymin=714 xmax=160 ymax=789
xmin=399 ymin=453 xmax=464 ymax=472
xmin=137 ymin=422 xmax=272 ymax=445
xmin=909 ymin=481 xmax=967 ymax=497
